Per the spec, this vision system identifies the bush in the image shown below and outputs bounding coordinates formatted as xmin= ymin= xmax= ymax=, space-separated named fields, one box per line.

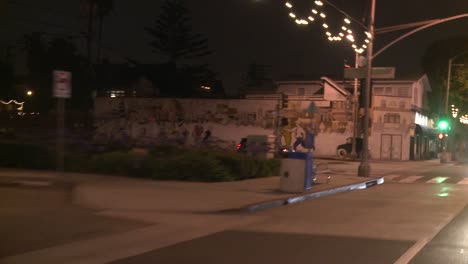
xmin=87 ymin=152 xmax=137 ymax=176
xmin=0 ymin=143 xmax=55 ymax=169
xmin=207 ymin=151 xmax=281 ymax=180
xmin=146 ymin=153 xmax=233 ymax=182
xmin=0 ymin=142 xmax=280 ymax=182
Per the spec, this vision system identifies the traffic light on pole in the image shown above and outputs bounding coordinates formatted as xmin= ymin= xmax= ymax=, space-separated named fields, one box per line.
xmin=437 ymin=119 xmax=449 ymax=131
xmin=438 ymin=133 xmax=445 ymax=140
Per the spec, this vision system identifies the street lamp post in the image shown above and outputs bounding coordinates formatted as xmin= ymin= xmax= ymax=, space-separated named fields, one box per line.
xmin=358 ymin=0 xmax=375 ymax=177
xmin=441 ymin=51 xmax=467 ymax=163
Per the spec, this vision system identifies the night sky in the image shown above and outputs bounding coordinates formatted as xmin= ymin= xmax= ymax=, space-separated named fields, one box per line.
xmin=2 ymin=0 xmax=468 ymax=95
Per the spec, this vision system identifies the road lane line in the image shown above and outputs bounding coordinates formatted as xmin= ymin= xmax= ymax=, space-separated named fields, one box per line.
xmin=394 ymin=204 xmax=467 ymax=264
xmin=399 ymin=176 xmax=423 ymax=183
xmin=426 ymin=177 xmax=448 ymax=184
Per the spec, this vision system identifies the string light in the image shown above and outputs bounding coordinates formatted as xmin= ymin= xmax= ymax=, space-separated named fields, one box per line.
xmin=452 ymin=105 xmax=459 ymax=118
xmin=283 ymin=0 xmax=369 ymax=54
xmin=0 ymin=100 xmax=24 ymax=111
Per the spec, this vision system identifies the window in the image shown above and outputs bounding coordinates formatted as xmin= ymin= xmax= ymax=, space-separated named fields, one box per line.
xmin=297 ymin=87 xmax=305 ymax=96
xmin=107 ymin=90 xmax=125 ymax=98
xmin=384 ymin=113 xmax=400 ymax=123
xmin=384 ymin=87 xmax=393 ymax=95
xmin=374 ymin=87 xmax=384 ymax=95
xmin=397 ymin=87 xmax=410 ymax=97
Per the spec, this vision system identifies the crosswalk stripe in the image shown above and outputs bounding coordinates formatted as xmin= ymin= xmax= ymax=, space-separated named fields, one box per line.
xmin=399 ymin=176 xmax=423 ymax=183
xmin=457 ymin=178 xmax=468 ymax=185
xmin=426 ymin=177 xmax=448 ymax=184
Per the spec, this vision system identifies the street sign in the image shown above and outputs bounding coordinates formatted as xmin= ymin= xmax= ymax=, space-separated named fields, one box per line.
xmin=344 ymin=67 xmax=395 ymax=79
xmin=53 ymin=70 xmax=72 ymax=98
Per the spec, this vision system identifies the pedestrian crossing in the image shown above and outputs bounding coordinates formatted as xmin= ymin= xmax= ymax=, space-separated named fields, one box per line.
xmin=384 ymin=174 xmax=468 ymax=185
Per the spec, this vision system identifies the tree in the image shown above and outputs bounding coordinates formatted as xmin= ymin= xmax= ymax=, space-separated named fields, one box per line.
xmin=145 ymin=0 xmax=213 ymax=97
xmin=0 ymin=47 xmax=15 ymax=100
xmin=22 ymin=33 xmax=91 ymax=112
xmin=95 ymin=0 xmax=114 ymax=63
xmin=421 ymin=37 xmax=468 ymax=114
xmin=81 ymin=0 xmax=114 ymax=64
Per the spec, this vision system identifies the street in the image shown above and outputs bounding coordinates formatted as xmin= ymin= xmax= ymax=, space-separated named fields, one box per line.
xmin=2 ymin=160 xmax=468 ymax=264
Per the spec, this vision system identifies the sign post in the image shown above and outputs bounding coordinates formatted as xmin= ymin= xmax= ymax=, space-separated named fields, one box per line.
xmin=53 ymin=70 xmax=71 ymax=173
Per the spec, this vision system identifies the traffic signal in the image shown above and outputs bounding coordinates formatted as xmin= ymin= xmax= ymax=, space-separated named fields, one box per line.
xmin=281 ymin=93 xmax=289 ymax=109
xmin=438 ymin=133 xmax=445 ymax=140
xmin=437 ymin=119 xmax=449 ymax=131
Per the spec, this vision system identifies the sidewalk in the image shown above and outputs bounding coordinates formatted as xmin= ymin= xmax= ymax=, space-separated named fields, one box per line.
xmin=0 ymin=166 xmax=383 ymax=215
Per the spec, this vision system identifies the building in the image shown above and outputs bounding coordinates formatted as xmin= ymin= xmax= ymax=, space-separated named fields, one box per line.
xmin=93 ymin=75 xmax=437 ymax=160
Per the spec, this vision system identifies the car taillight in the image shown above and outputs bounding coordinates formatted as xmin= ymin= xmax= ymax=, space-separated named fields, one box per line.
xmin=237 ymin=144 xmax=241 ymax=150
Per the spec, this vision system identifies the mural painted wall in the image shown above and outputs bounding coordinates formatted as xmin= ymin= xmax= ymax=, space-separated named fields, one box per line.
xmin=93 ymin=98 xmax=353 ymax=156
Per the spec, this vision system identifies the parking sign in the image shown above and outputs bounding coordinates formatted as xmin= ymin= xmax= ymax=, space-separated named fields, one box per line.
xmin=53 ymin=70 xmax=72 ymax=98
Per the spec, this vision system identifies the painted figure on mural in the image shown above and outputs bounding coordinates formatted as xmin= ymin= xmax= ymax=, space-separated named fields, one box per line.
xmin=281 ymin=119 xmax=293 ymax=150
xmin=192 ymin=122 xmax=204 ymax=143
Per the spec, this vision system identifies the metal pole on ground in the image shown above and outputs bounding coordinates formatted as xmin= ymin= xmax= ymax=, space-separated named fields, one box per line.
xmin=358 ymin=0 xmax=375 ymax=177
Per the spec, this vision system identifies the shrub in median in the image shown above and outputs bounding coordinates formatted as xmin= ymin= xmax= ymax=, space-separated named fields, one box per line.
xmin=146 ymin=152 xmax=233 ymax=182
xmin=0 ymin=143 xmax=55 ymax=169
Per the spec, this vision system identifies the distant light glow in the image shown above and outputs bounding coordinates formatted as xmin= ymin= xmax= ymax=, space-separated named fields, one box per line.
xmin=322 ymin=23 xmax=328 ymax=28
xmin=344 ymin=18 xmax=351 ymax=24
xmin=320 ymin=13 xmax=326 ymax=18
xmin=289 ymin=12 xmax=296 ymax=18
xmin=285 ymin=2 xmax=293 ymax=8
xmin=308 ymin=16 xmax=315 ymax=21
xmin=314 ymin=1 xmax=323 ymax=6
xmin=312 ymin=9 xmax=318 ymax=14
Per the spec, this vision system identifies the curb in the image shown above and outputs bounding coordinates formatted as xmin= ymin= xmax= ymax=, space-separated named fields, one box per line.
xmin=245 ymin=177 xmax=384 ymax=213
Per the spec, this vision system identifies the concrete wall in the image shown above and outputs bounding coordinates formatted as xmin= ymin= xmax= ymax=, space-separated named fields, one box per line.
xmin=94 ymin=97 xmax=351 ymax=156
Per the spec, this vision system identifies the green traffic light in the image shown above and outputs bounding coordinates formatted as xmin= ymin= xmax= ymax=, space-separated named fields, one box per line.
xmin=438 ymin=120 xmax=449 ymax=130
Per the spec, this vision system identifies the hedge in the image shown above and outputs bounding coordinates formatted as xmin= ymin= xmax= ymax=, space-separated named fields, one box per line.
xmin=0 ymin=143 xmax=280 ymax=182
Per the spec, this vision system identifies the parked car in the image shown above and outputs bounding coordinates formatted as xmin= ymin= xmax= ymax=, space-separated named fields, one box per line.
xmin=336 ymin=137 xmax=363 ymax=159
xmin=236 ymin=138 xmax=248 ymax=153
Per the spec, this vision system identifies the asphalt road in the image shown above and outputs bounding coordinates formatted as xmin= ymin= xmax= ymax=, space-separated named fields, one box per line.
xmin=0 ymin=176 xmax=147 ymax=258
xmin=111 ymin=182 xmax=468 ymax=264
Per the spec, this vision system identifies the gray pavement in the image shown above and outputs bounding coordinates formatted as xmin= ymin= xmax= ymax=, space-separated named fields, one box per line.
xmin=0 ymin=158 xmax=464 ymax=264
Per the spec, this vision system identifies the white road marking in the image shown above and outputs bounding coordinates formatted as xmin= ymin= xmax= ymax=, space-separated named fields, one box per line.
xmin=394 ymin=204 xmax=467 ymax=264
xmin=399 ymin=176 xmax=423 ymax=183
xmin=384 ymin=175 xmax=401 ymax=180
xmin=426 ymin=177 xmax=448 ymax=184
xmin=457 ymin=178 xmax=468 ymax=185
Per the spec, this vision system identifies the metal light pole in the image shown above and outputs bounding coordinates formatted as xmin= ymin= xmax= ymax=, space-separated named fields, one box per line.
xmin=351 ymin=52 xmax=359 ymax=159
xmin=445 ymin=58 xmax=453 ymax=115
xmin=441 ymin=51 xmax=467 ymax=163
xmin=358 ymin=0 xmax=375 ymax=177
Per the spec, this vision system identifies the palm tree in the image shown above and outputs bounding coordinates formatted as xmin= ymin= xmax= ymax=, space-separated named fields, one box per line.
xmin=82 ymin=0 xmax=114 ymax=63
xmin=95 ymin=0 xmax=114 ymax=63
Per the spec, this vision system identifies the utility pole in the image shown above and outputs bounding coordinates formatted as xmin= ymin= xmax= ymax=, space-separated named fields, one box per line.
xmin=358 ymin=0 xmax=375 ymax=177
xmin=351 ymin=52 xmax=359 ymax=159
